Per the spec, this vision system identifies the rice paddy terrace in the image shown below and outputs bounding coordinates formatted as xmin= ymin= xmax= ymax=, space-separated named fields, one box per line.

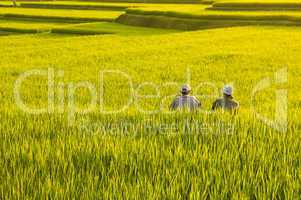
xmin=1 ymin=0 xmax=301 ymax=35
xmin=1 ymin=0 xmax=301 ymax=199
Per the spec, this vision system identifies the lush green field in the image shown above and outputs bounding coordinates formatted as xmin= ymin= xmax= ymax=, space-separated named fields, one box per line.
xmin=0 ymin=19 xmax=69 ymax=29
xmin=17 ymin=1 xmax=183 ymax=9
xmin=212 ymin=0 xmax=301 ymax=11
xmin=51 ymin=22 xmax=179 ymax=35
xmin=1 ymin=25 xmax=301 ymax=198
xmin=215 ymin=0 xmax=301 ymax=2
xmin=0 ymin=0 xmax=301 ymax=199
xmin=117 ymin=2 xmax=301 ymax=29
xmin=0 ymin=19 xmax=70 ymax=33
xmin=126 ymin=5 xmax=301 ymax=19
xmin=0 ymin=7 xmax=123 ymax=21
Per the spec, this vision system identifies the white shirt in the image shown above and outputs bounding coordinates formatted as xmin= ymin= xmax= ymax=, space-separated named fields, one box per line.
xmin=170 ymin=95 xmax=200 ymax=111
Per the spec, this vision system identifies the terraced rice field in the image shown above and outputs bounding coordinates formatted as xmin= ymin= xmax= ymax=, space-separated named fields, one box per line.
xmin=0 ymin=7 xmax=123 ymax=21
xmin=0 ymin=20 xmax=69 ymax=29
xmin=211 ymin=0 xmax=301 ymax=10
xmin=1 ymin=25 xmax=301 ymax=199
xmin=116 ymin=1 xmax=301 ymax=29
xmin=0 ymin=0 xmax=301 ymax=199
xmin=0 ymin=6 xmax=125 ymax=33
xmin=126 ymin=5 xmax=301 ymax=20
xmin=51 ymin=22 xmax=179 ymax=35
xmin=17 ymin=1 xmax=160 ymax=10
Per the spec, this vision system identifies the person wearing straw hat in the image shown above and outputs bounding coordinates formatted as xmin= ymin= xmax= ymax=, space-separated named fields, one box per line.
xmin=212 ymin=85 xmax=239 ymax=112
xmin=170 ymin=84 xmax=201 ymax=111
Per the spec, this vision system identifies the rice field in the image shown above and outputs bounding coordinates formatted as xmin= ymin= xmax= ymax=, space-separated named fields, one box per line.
xmin=126 ymin=5 xmax=301 ymax=19
xmin=0 ymin=19 xmax=69 ymax=29
xmin=0 ymin=7 xmax=124 ymax=20
xmin=51 ymin=22 xmax=179 ymax=35
xmin=118 ymin=2 xmax=301 ymax=29
xmin=211 ymin=0 xmax=301 ymax=11
xmin=17 ymin=1 xmax=188 ymax=9
xmin=0 ymin=1 xmax=301 ymax=199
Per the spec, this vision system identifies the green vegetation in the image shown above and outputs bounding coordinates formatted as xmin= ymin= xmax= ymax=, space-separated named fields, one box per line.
xmin=59 ymin=0 xmax=202 ymax=3
xmin=116 ymin=14 xmax=241 ymax=30
xmin=125 ymin=5 xmax=301 ymax=20
xmin=0 ymin=19 xmax=72 ymax=34
xmin=0 ymin=19 xmax=68 ymax=29
xmin=17 ymin=2 xmax=203 ymax=10
xmin=117 ymin=3 xmax=301 ymax=29
xmin=20 ymin=2 xmax=131 ymax=11
xmin=0 ymin=7 xmax=123 ymax=22
xmin=0 ymin=30 xmax=14 ymax=35
xmin=19 ymin=1 xmax=145 ymax=7
xmin=214 ymin=0 xmax=301 ymax=2
xmin=0 ymin=0 xmax=301 ymax=199
xmin=52 ymin=22 xmax=179 ymax=35
xmin=1 ymin=25 xmax=301 ymax=199
xmin=211 ymin=0 xmax=301 ymax=11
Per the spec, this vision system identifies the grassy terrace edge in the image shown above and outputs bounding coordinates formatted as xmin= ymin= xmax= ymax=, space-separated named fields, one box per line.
xmin=0 ymin=13 xmax=115 ymax=23
xmin=113 ymin=6 xmax=301 ymax=30
xmin=19 ymin=2 xmax=129 ymax=11
xmin=0 ymin=26 xmax=38 ymax=33
xmin=211 ymin=1 xmax=301 ymax=11
xmin=51 ymin=27 xmax=113 ymax=35
xmin=116 ymin=13 xmax=301 ymax=30
xmin=125 ymin=8 xmax=301 ymax=22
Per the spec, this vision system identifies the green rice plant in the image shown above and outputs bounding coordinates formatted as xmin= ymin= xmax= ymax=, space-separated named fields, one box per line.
xmin=15 ymin=1 xmax=201 ymax=9
xmin=52 ymin=0 xmax=203 ymax=3
xmin=120 ymin=5 xmax=301 ymax=30
xmin=0 ymin=7 xmax=124 ymax=22
xmin=0 ymin=20 xmax=74 ymax=34
xmin=0 ymin=26 xmax=38 ymax=33
xmin=2 ymin=13 xmax=116 ymax=23
xmin=54 ymin=22 xmax=179 ymax=35
xmin=116 ymin=14 xmax=238 ymax=30
xmin=0 ymin=30 xmax=13 ymax=35
xmin=0 ymin=25 xmax=300 ymax=198
xmin=0 ymin=1 xmax=300 ymax=198
xmin=51 ymin=27 xmax=113 ymax=35
xmin=20 ymin=2 xmax=129 ymax=11
xmin=126 ymin=6 xmax=301 ymax=21
xmin=117 ymin=13 xmax=301 ymax=30
xmin=0 ymin=19 xmax=70 ymax=29
xmin=211 ymin=1 xmax=301 ymax=11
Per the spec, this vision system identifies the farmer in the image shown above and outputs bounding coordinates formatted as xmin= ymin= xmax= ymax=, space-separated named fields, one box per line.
xmin=170 ymin=84 xmax=201 ymax=111
xmin=212 ymin=85 xmax=239 ymax=112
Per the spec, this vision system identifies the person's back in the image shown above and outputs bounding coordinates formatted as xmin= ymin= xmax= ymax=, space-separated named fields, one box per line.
xmin=212 ymin=97 xmax=239 ymax=111
xmin=170 ymin=95 xmax=200 ymax=111
xmin=212 ymin=85 xmax=239 ymax=112
xmin=170 ymin=84 xmax=201 ymax=111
